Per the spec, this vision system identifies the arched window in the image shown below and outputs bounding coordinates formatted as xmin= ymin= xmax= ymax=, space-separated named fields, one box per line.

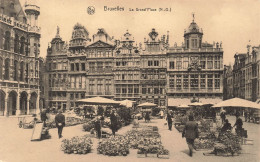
xmin=4 ymin=58 xmax=10 ymax=80
xmin=20 ymin=62 xmax=24 ymax=81
xmin=20 ymin=37 xmax=25 ymax=54
xmin=0 ymin=57 xmax=3 ymax=79
xmin=4 ymin=31 xmax=11 ymax=51
xmin=0 ymin=29 xmax=4 ymax=49
xmin=14 ymin=60 xmax=18 ymax=81
xmin=14 ymin=34 xmax=19 ymax=53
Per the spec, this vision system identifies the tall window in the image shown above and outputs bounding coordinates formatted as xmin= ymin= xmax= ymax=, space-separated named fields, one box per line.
xmin=154 ymin=60 xmax=159 ymax=66
xmin=4 ymin=31 xmax=10 ymax=51
xmin=176 ymin=57 xmax=182 ymax=69
xmin=192 ymin=39 xmax=197 ymax=48
xmin=200 ymin=74 xmax=206 ymax=89
xmin=207 ymin=74 xmax=213 ymax=89
xmin=97 ymin=79 xmax=102 ymax=94
xmin=13 ymin=60 xmax=18 ymax=81
xmin=148 ymin=60 xmax=153 ymax=66
xmin=116 ymin=86 xmax=121 ymax=94
xmin=190 ymin=74 xmax=198 ymax=89
xmin=169 ymin=61 xmax=175 ymax=69
xmin=128 ymin=85 xmax=133 ymax=94
xmin=183 ymin=57 xmax=189 ymax=69
xmin=4 ymin=58 xmax=10 ymax=80
xmin=71 ymin=64 xmax=74 ymax=71
xmin=71 ymin=77 xmax=75 ymax=88
xmin=134 ymin=87 xmax=139 ymax=94
xmin=214 ymin=56 xmax=220 ymax=69
xmin=183 ymin=75 xmax=189 ymax=89
xmin=97 ymin=62 xmax=103 ymax=72
xmin=142 ymin=86 xmax=146 ymax=94
xmin=81 ymin=63 xmax=85 ymax=71
xmin=215 ymin=74 xmax=220 ymax=89
xmin=207 ymin=57 xmax=213 ymax=69
xmin=76 ymin=63 xmax=79 ymax=71
xmin=20 ymin=37 xmax=25 ymax=54
xmin=14 ymin=35 xmax=19 ymax=53
xmin=0 ymin=57 xmax=3 ymax=79
xmin=176 ymin=75 xmax=182 ymax=90
xmin=200 ymin=56 xmax=206 ymax=69
xmin=169 ymin=75 xmax=175 ymax=88
xmin=122 ymin=85 xmax=127 ymax=94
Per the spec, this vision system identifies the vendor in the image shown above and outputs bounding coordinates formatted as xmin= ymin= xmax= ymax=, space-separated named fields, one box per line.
xmin=233 ymin=116 xmax=243 ymax=136
xmin=221 ymin=119 xmax=232 ymax=132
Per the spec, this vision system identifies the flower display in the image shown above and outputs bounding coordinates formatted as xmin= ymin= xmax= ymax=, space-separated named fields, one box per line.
xmin=215 ymin=131 xmax=241 ymax=155
xmin=97 ymin=136 xmax=130 ymax=156
xmin=61 ymin=135 xmax=93 ymax=154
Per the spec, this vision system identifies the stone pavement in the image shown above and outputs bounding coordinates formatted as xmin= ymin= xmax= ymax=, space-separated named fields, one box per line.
xmin=0 ymin=116 xmax=259 ymax=162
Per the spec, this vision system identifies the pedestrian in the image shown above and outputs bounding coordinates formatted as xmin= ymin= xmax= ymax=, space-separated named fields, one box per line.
xmin=182 ymin=115 xmax=199 ymax=157
xmin=221 ymin=119 xmax=232 ymax=133
xmin=235 ymin=110 xmax=240 ymax=119
xmin=220 ymin=110 xmax=226 ymax=124
xmin=110 ymin=110 xmax=118 ymax=137
xmin=233 ymin=116 xmax=243 ymax=136
xmin=145 ymin=112 xmax=150 ymax=123
xmin=166 ymin=112 xmax=173 ymax=131
xmin=94 ymin=116 xmax=102 ymax=139
xmin=40 ymin=108 xmax=48 ymax=127
xmin=244 ymin=111 xmax=248 ymax=122
xmin=55 ymin=109 xmax=65 ymax=139
xmin=160 ymin=110 xmax=164 ymax=119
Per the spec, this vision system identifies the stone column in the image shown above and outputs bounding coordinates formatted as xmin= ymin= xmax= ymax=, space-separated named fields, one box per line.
xmin=4 ymin=94 xmax=8 ymax=116
xmin=35 ymin=90 xmax=40 ymax=115
xmin=16 ymin=92 xmax=21 ymax=116
xmin=27 ymin=93 xmax=31 ymax=115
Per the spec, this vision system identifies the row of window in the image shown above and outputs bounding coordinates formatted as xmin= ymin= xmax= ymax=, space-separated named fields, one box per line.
xmin=115 ymin=61 xmax=140 ymax=67
xmin=141 ymin=88 xmax=165 ymax=94
xmin=169 ymin=78 xmax=220 ymax=89
xmin=0 ymin=58 xmax=38 ymax=82
xmin=169 ymin=56 xmax=221 ymax=70
xmin=116 ymin=87 xmax=139 ymax=94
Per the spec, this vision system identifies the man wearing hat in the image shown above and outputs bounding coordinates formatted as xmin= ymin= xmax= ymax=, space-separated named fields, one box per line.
xmin=55 ymin=109 xmax=65 ymax=138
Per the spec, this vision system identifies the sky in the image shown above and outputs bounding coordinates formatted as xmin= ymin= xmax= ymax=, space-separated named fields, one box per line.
xmin=20 ymin=0 xmax=260 ymax=65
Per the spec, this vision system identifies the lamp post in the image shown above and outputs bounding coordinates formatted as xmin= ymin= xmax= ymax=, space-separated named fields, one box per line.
xmin=188 ymin=62 xmax=201 ymax=103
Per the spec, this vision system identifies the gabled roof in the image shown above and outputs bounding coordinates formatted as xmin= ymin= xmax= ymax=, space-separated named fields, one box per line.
xmin=87 ymin=40 xmax=114 ymax=48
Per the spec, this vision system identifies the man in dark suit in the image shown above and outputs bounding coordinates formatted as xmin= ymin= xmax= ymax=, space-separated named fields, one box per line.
xmin=55 ymin=109 xmax=65 ymax=138
xmin=40 ymin=108 xmax=48 ymax=127
xmin=182 ymin=115 xmax=198 ymax=157
xmin=166 ymin=111 xmax=173 ymax=131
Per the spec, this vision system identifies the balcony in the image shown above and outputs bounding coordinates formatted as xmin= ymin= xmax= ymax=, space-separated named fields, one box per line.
xmin=28 ymin=26 xmax=41 ymax=34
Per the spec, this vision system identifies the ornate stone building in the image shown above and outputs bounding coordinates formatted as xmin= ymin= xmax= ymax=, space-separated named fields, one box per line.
xmin=46 ymin=27 xmax=68 ymax=110
xmin=140 ymin=29 xmax=168 ymax=108
xmin=0 ymin=0 xmax=41 ymax=116
xmin=166 ymin=18 xmax=224 ymax=107
xmin=45 ymin=16 xmax=225 ymax=110
xmin=114 ymin=31 xmax=141 ymax=103
xmin=225 ymin=45 xmax=260 ymax=103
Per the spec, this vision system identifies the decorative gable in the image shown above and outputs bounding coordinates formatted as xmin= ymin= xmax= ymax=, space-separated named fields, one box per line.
xmin=87 ymin=40 xmax=114 ymax=48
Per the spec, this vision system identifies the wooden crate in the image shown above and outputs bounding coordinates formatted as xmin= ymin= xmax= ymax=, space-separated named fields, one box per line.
xmin=137 ymin=154 xmax=146 ymax=158
xmin=146 ymin=153 xmax=158 ymax=158
xmin=158 ymin=154 xmax=170 ymax=159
